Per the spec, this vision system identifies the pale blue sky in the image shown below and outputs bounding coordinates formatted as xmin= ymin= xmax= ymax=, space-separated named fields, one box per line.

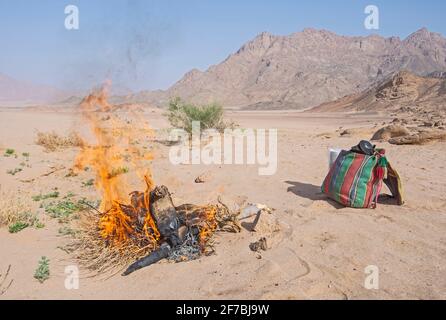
xmin=0 ymin=0 xmax=445 ymax=93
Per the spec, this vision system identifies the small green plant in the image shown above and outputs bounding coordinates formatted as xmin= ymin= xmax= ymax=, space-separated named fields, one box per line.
xmin=32 ymin=191 xmax=60 ymax=202
xmin=8 ymin=221 xmax=29 ymax=233
xmin=6 ymin=168 xmax=22 ymax=176
xmin=63 ymin=192 xmax=76 ymax=199
xmin=28 ymin=215 xmax=45 ymax=229
xmin=44 ymin=200 xmax=84 ymax=221
xmin=34 ymin=257 xmax=50 ymax=283
xmin=22 ymin=152 xmax=30 ymax=158
xmin=166 ymin=97 xmax=235 ymax=134
xmin=34 ymin=221 xmax=45 ymax=229
xmin=107 ymin=167 xmax=129 ymax=179
xmin=3 ymin=149 xmax=15 ymax=157
xmin=8 ymin=213 xmax=44 ymax=233
xmin=81 ymin=178 xmax=95 ymax=187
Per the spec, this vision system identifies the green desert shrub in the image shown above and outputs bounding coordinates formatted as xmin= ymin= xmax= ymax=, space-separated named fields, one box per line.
xmin=166 ymin=97 xmax=234 ymax=134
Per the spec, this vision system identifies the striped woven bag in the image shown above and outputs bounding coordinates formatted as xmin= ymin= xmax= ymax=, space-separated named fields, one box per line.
xmin=321 ymin=149 xmax=403 ymax=208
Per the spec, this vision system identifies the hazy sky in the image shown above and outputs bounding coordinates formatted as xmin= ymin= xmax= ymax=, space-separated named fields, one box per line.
xmin=0 ymin=0 xmax=445 ymax=93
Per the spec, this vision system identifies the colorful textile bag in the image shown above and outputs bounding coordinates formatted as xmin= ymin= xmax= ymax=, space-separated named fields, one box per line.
xmin=321 ymin=148 xmax=403 ymax=208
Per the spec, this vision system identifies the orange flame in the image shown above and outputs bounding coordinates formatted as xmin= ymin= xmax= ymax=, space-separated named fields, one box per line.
xmin=198 ymin=206 xmax=218 ymax=250
xmin=74 ymin=85 xmax=219 ymax=254
xmin=75 ymin=84 xmax=159 ymax=245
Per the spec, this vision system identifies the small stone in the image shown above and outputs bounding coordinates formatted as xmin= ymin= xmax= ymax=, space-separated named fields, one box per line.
xmin=194 ymin=171 xmax=211 ymax=183
xmin=249 ymin=237 xmax=268 ymax=252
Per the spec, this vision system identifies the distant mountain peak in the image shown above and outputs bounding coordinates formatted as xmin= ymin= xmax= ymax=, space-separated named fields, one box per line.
xmin=238 ymin=31 xmax=277 ymax=53
xmin=301 ymin=27 xmax=336 ymax=36
xmin=413 ymin=27 xmax=430 ymax=35
xmin=404 ymin=27 xmax=434 ymax=43
xmin=125 ymin=28 xmax=446 ymax=110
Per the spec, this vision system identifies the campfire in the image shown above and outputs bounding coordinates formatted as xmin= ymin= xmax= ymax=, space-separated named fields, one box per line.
xmin=69 ymin=86 xmax=240 ymax=275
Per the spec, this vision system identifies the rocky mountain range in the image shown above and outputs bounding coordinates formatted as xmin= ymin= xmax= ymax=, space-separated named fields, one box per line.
xmin=309 ymin=70 xmax=446 ymax=113
xmin=127 ymin=27 xmax=446 ymax=110
xmin=2 ymin=28 xmax=446 ymax=110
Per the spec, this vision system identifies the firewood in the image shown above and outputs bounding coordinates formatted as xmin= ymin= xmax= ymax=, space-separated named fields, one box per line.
xmin=122 ymin=243 xmax=171 ymax=276
xmin=122 ymin=185 xmax=184 ymax=276
xmin=149 ymin=185 xmax=182 ymax=247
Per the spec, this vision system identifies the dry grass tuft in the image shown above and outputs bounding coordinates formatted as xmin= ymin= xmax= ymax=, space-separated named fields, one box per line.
xmin=0 ymin=187 xmax=33 ymax=227
xmin=35 ymin=131 xmax=83 ymax=152
xmin=65 ymin=210 xmax=156 ymax=274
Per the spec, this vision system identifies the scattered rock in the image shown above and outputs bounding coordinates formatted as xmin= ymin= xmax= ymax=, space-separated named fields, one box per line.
xmin=241 ymin=211 xmax=281 ymax=234
xmin=249 ymin=237 xmax=268 ymax=252
xmin=194 ymin=171 xmax=212 ymax=183
xmin=371 ymin=125 xmax=411 ymax=141
xmin=389 ymin=130 xmax=446 ymax=145
xmin=240 ymin=203 xmax=274 ymax=220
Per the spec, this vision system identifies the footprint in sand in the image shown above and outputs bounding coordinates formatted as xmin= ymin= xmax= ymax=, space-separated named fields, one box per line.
xmin=258 ymin=246 xmax=311 ymax=284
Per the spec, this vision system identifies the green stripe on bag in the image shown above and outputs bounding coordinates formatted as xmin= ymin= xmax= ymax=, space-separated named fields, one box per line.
xmin=352 ymin=156 xmax=377 ymax=207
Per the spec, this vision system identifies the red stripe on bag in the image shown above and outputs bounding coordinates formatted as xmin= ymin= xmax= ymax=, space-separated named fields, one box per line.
xmin=364 ymin=167 xmax=378 ymax=208
xmin=323 ymin=164 xmax=335 ymax=194
xmin=339 ymin=153 xmax=365 ymax=206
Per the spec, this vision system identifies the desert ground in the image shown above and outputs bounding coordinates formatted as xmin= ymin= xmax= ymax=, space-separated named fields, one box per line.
xmin=0 ymin=107 xmax=445 ymax=300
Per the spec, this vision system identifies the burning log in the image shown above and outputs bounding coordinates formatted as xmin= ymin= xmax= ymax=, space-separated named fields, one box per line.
xmin=122 ymin=185 xmax=186 ymax=276
xmin=149 ymin=186 xmax=183 ymax=247
xmin=121 ymin=186 xmax=241 ymax=276
xmin=122 ymin=242 xmax=171 ymax=276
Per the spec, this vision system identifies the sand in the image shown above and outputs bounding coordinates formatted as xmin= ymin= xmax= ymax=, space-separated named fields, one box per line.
xmin=0 ymin=108 xmax=445 ymax=300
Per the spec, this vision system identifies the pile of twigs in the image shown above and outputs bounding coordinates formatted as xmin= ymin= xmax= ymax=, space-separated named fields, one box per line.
xmin=66 ymin=198 xmax=240 ymax=274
